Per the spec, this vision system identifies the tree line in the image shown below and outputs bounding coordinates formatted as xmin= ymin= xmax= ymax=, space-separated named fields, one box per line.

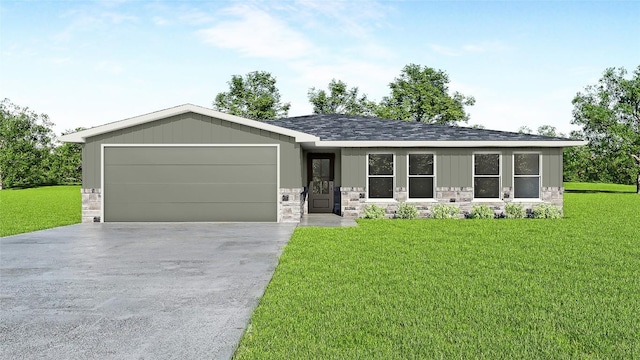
xmin=214 ymin=64 xmax=476 ymax=125
xmin=1 ymin=64 xmax=638 ymax=192
xmin=0 ymin=99 xmax=82 ymax=189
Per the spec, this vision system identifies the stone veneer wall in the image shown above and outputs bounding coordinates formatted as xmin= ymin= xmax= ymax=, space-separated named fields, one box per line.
xmin=340 ymin=186 xmax=564 ymax=218
xmin=82 ymin=187 xmax=305 ymax=223
xmin=280 ymin=188 xmax=304 ymax=223
xmin=82 ymin=188 xmax=102 ymax=223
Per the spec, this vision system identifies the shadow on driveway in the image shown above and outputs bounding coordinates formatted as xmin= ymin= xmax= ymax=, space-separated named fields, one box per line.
xmin=0 ymin=222 xmax=296 ymax=359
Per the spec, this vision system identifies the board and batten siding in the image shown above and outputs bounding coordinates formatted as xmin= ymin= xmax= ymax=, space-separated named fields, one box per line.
xmin=82 ymin=112 xmax=303 ymax=189
xmin=340 ymin=147 xmax=563 ymax=189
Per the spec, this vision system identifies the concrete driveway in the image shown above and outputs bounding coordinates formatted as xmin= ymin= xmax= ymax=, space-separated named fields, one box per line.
xmin=0 ymin=222 xmax=296 ymax=359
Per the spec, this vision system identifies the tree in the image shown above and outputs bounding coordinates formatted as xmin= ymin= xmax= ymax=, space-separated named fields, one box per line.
xmin=49 ymin=128 xmax=84 ymax=184
xmin=213 ymin=71 xmax=290 ymax=120
xmin=376 ymin=64 xmax=475 ymax=125
xmin=0 ymin=99 xmax=55 ymax=188
xmin=536 ymin=125 xmax=561 ymax=138
xmin=518 ymin=126 xmax=533 ymax=134
xmin=308 ymin=79 xmax=377 ymax=116
xmin=572 ymin=66 xmax=640 ymax=193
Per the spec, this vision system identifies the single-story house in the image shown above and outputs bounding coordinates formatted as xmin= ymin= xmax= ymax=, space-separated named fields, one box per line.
xmin=59 ymin=104 xmax=586 ymax=223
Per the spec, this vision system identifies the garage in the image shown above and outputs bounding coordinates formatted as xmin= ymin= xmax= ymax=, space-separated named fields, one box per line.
xmin=103 ymin=145 xmax=278 ymax=222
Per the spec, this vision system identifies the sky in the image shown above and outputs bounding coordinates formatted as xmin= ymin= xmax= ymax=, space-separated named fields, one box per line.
xmin=1 ymin=0 xmax=639 ymax=137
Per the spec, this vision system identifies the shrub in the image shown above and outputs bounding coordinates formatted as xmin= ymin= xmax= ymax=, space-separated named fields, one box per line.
xmin=362 ymin=204 xmax=386 ymax=219
xmin=395 ymin=203 xmax=418 ymax=219
xmin=431 ymin=204 xmax=460 ymax=219
xmin=532 ymin=203 xmax=562 ymax=219
xmin=504 ymin=203 xmax=526 ymax=219
xmin=469 ymin=204 xmax=494 ymax=219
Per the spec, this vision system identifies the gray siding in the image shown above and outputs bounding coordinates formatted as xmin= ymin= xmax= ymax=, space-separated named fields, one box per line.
xmin=340 ymin=147 xmax=564 ymax=189
xmin=82 ymin=112 xmax=302 ymax=188
xmin=103 ymin=146 xmax=277 ymax=222
xmin=436 ymin=148 xmax=472 ymax=188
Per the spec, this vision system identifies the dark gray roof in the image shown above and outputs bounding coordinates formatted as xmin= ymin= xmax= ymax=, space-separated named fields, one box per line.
xmin=270 ymin=114 xmax=571 ymax=142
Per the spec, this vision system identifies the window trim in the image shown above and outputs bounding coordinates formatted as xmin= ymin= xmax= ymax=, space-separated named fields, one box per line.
xmin=366 ymin=152 xmax=396 ymax=201
xmin=472 ymin=151 xmax=502 ymax=201
xmin=512 ymin=151 xmax=542 ymax=200
xmin=406 ymin=152 xmax=436 ymax=201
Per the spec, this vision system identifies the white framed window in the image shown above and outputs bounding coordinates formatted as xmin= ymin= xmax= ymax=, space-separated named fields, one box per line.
xmin=407 ymin=153 xmax=435 ymax=199
xmin=367 ymin=153 xmax=395 ymax=199
xmin=473 ymin=152 xmax=501 ymax=199
xmin=513 ymin=152 xmax=541 ymax=199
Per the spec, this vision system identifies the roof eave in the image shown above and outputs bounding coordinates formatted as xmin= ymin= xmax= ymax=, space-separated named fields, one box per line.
xmin=58 ymin=104 xmax=319 ymax=143
xmin=311 ymin=140 xmax=588 ymax=148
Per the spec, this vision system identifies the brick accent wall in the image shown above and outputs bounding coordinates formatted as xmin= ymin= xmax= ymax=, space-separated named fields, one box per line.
xmin=279 ymin=188 xmax=304 ymax=223
xmin=81 ymin=188 xmax=102 ymax=223
xmin=339 ymin=186 xmax=564 ymax=218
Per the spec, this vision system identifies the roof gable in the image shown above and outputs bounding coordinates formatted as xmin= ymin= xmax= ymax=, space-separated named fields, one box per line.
xmin=58 ymin=104 xmax=318 ymax=143
xmin=59 ymin=105 xmax=586 ymax=148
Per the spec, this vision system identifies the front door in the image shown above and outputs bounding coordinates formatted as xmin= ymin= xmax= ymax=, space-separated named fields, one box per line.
xmin=307 ymin=154 xmax=334 ymax=213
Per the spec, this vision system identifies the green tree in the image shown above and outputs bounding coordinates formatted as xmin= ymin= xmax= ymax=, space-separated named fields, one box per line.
xmin=572 ymin=66 xmax=640 ymax=193
xmin=213 ymin=71 xmax=290 ymax=120
xmin=536 ymin=125 xmax=561 ymax=137
xmin=0 ymin=99 xmax=55 ymax=188
xmin=376 ymin=64 xmax=475 ymax=125
xmin=308 ymin=79 xmax=377 ymax=116
xmin=49 ymin=128 xmax=84 ymax=184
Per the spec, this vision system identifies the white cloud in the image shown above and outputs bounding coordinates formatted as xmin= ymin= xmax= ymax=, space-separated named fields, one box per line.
xmin=198 ymin=5 xmax=315 ymax=59
xmin=291 ymin=0 xmax=390 ymax=39
xmin=179 ymin=9 xmax=215 ymax=25
xmin=152 ymin=16 xmax=169 ymax=26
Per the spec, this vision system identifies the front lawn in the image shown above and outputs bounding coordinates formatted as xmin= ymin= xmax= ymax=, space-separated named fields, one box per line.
xmin=235 ymin=186 xmax=640 ymax=359
xmin=0 ymin=186 xmax=81 ymax=237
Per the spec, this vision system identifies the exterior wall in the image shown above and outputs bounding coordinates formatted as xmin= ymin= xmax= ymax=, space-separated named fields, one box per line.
xmin=81 ymin=188 xmax=102 ymax=222
xmin=280 ymin=188 xmax=305 ymax=222
xmin=82 ymin=112 xmax=303 ymax=189
xmin=339 ymin=147 xmax=565 ymax=218
xmin=80 ymin=112 xmax=305 ymax=223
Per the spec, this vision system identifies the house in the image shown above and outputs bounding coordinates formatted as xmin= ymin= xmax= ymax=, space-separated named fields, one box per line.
xmin=59 ymin=104 xmax=586 ymax=223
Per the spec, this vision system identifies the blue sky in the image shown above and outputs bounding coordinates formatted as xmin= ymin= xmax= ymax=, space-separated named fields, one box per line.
xmin=1 ymin=0 xmax=638 ymax=136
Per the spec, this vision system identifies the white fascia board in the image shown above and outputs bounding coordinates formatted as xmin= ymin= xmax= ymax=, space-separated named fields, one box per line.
xmin=313 ymin=140 xmax=588 ymax=148
xmin=58 ymin=104 xmax=319 ymax=143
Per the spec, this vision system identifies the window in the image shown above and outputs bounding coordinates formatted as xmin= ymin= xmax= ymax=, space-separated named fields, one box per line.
xmin=408 ymin=153 xmax=435 ymax=198
xmin=513 ymin=153 xmax=541 ymax=198
xmin=473 ymin=153 xmax=501 ymax=199
xmin=368 ymin=153 xmax=394 ymax=199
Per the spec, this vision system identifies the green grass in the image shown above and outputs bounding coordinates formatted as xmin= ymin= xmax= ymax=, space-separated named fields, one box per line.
xmin=235 ymin=186 xmax=640 ymax=359
xmin=0 ymin=185 xmax=81 ymax=237
xmin=564 ymin=181 xmax=636 ymax=193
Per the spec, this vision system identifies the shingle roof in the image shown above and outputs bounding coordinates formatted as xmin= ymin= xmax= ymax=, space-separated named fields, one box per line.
xmin=270 ymin=114 xmax=572 ymax=142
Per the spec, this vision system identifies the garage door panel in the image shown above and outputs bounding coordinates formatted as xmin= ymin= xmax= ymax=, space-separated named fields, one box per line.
xmin=104 ymin=164 xmax=277 ymax=184
xmin=103 ymin=146 xmax=278 ymax=222
xmin=105 ymin=183 xmax=277 ymax=203
xmin=105 ymin=147 xmax=276 ymax=165
xmin=106 ymin=202 xmax=276 ymax=222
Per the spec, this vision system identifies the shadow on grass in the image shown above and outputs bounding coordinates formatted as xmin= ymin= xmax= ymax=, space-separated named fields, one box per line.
xmin=565 ymin=189 xmax=637 ymax=194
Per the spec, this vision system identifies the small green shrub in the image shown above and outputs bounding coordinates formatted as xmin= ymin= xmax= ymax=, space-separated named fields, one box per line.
xmin=362 ymin=204 xmax=386 ymax=219
xmin=504 ymin=203 xmax=526 ymax=219
xmin=431 ymin=204 xmax=460 ymax=219
xmin=532 ymin=203 xmax=562 ymax=219
xmin=469 ymin=204 xmax=494 ymax=219
xmin=395 ymin=203 xmax=418 ymax=219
